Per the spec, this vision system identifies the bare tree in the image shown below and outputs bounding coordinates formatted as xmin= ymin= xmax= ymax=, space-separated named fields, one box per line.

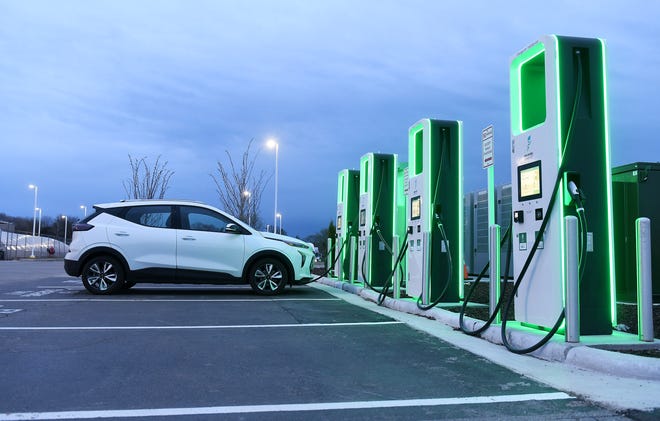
xmin=211 ymin=139 xmax=269 ymax=227
xmin=123 ymin=154 xmax=175 ymax=199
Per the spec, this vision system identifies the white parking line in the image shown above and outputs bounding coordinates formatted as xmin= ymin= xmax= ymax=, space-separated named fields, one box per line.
xmin=0 ymin=298 xmax=341 ymax=302
xmin=0 ymin=392 xmax=573 ymax=420
xmin=0 ymin=321 xmax=402 ymax=331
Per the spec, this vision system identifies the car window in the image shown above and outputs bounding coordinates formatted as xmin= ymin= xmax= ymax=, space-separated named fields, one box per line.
xmin=124 ymin=206 xmax=172 ymax=228
xmin=180 ymin=206 xmax=233 ymax=233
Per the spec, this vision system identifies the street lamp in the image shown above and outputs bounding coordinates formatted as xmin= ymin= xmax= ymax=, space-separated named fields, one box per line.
xmin=276 ymin=213 xmax=282 ymax=234
xmin=267 ymin=139 xmax=279 ymax=233
xmin=243 ymin=190 xmax=252 ymax=226
xmin=80 ymin=205 xmax=87 ymax=217
xmin=61 ymin=215 xmax=68 ymax=245
xmin=36 ymin=207 xmax=42 ymax=238
xmin=28 ymin=184 xmax=38 ymax=258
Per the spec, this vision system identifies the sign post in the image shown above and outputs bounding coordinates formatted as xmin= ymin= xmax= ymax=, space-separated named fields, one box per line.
xmin=482 ymin=125 xmax=495 ymax=227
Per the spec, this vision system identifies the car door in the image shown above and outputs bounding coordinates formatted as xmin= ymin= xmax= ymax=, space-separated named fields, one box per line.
xmin=106 ymin=205 xmax=177 ymax=274
xmin=176 ymin=205 xmax=246 ymax=279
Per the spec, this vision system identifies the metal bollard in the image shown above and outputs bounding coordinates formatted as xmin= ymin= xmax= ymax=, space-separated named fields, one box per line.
xmin=349 ymin=236 xmax=357 ymax=283
xmin=565 ymin=216 xmax=579 ymax=343
xmin=326 ymin=238 xmax=334 ymax=277
xmin=489 ymin=224 xmax=501 ymax=324
xmin=636 ymin=217 xmax=654 ymax=342
xmin=392 ymin=235 xmax=400 ymax=298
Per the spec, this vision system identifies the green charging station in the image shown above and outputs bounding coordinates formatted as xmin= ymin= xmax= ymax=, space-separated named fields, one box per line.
xmin=406 ymin=119 xmax=463 ymax=304
xmin=510 ymin=35 xmax=615 ymax=335
xmin=335 ymin=169 xmax=360 ymax=281
xmin=357 ymin=153 xmax=398 ymax=288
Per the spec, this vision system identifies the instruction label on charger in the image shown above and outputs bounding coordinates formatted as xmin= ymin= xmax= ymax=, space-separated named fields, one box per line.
xmin=519 ymin=232 xmax=527 ymax=250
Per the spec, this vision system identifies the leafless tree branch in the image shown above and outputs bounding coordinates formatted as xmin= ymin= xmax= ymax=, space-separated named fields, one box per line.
xmin=123 ymin=154 xmax=175 ymax=200
xmin=210 ymin=139 xmax=269 ymax=228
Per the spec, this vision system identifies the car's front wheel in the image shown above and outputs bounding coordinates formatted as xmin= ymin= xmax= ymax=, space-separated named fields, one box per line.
xmin=248 ymin=257 xmax=288 ymax=295
xmin=81 ymin=256 xmax=125 ymax=295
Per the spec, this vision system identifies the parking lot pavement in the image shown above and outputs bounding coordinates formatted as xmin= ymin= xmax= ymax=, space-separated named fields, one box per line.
xmin=0 ymin=261 xmax=634 ymax=420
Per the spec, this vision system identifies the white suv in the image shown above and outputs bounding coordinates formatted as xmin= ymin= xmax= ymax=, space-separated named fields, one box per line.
xmin=64 ymin=200 xmax=316 ymax=295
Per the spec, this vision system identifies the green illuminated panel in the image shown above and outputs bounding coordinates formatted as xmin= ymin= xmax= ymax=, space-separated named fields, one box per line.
xmin=337 ymin=172 xmax=345 ymax=203
xmin=520 ymin=51 xmax=547 ymax=130
xmin=511 ymin=42 xmax=546 ymax=136
xmin=414 ymin=129 xmax=423 ymax=176
xmin=600 ymin=38 xmax=617 ymax=324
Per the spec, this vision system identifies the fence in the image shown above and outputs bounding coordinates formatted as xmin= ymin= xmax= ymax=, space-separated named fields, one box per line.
xmin=0 ymin=229 xmax=68 ymax=260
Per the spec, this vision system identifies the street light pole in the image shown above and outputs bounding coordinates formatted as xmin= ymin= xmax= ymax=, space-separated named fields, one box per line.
xmin=29 ymin=184 xmax=38 ymax=258
xmin=276 ymin=213 xmax=282 ymax=234
xmin=80 ymin=205 xmax=87 ymax=217
xmin=36 ymin=207 xmax=42 ymax=238
xmin=267 ymin=139 xmax=279 ymax=233
xmin=62 ymin=215 xmax=68 ymax=245
xmin=243 ymin=190 xmax=252 ymax=226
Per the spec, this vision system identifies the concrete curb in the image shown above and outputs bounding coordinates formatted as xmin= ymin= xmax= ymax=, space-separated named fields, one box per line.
xmin=316 ymin=278 xmax=660 ymax=381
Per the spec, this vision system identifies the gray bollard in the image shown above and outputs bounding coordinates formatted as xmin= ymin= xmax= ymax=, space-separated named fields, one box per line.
xmin=565 ymin=216 xmax=580 ymax=343
xmin=326 ymin=238 xmax=334 ymax=277
xmin=636 ymin=217 xmax=654 ymax=342
xmin=349 ymin=236 xmax=357 ymax=283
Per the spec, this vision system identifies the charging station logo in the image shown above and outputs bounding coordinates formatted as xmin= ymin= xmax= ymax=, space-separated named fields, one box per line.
xmin=526 ymin=135 xmax=532 ymax=152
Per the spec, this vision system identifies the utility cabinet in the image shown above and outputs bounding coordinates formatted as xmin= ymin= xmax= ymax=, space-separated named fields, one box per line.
xmin=612 ymin=162 xmax=660 ymax=303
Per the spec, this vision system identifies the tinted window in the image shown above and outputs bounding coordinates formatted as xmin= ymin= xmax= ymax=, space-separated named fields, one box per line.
xmin=180 ymin=206 xmax=233 ymax=233
xmin=124 ymin=206 xmax=172 ymax=228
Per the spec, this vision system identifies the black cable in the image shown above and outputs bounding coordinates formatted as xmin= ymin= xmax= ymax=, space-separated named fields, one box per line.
xmin=416 ymin=218 xmax=453 ymax=310
xmin=459 ymin=221 xmax=512 ymax=336
xmin=377 ymin=230 xmax=410 ymax=305
xmin=306 ymin=235 xmax=348 ymax=283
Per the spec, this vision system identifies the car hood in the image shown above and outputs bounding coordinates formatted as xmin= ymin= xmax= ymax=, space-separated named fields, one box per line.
xmin=260 ymin=232 xmax=314 ymax=250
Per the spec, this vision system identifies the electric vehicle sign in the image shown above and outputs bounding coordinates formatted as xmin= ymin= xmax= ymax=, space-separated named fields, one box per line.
xmin=482 ymin=125 xmax=494 ymax=168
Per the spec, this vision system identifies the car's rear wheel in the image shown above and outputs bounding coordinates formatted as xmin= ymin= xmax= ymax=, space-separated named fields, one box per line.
xmin=81 ymin=256 xmax=125 ymax=295
xmin=248 ymin=257 xmax=288 ymax=295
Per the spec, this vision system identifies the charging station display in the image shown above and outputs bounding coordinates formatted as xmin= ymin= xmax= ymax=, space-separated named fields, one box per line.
xmin=518 ymin=161 xmax=542 ymax=201
xmin=406 ymin=119 xmax=463 ymax=305
xmin=510 ymin=35 xmax=615 ymax=335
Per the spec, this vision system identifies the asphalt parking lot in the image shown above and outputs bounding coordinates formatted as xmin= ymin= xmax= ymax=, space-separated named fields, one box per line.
xmin=0 ymin=260 xmax=641 ymax=420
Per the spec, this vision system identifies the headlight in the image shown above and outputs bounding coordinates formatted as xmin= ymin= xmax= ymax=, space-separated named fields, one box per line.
xmin=281 ymin=239 xmax=311 ymax=249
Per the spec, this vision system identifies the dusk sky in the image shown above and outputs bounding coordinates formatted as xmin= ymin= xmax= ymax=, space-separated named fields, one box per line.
xmin=1 ymin=1 xmax=659 ymax=238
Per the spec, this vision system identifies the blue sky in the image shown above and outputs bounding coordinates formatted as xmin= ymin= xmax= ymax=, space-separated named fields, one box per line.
xmin=1 ymin=1 xmax=659 ymax=238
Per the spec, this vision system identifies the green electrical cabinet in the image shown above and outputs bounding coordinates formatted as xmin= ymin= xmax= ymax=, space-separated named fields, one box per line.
xmin=612 ymin=162 xmax=660 ymax=303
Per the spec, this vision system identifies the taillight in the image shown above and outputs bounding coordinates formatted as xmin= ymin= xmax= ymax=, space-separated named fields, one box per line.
xmin=72 ymin=223 xmax=94 ymax=232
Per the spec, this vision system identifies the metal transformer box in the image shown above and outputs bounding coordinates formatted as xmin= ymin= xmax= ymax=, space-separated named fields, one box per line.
xmin=612 ymin=162 xmax=660 ymax=303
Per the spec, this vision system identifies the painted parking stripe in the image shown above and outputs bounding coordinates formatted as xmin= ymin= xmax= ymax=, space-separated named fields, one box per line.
xmin=0 ymin=392 xmax=573 ymax=420
xmin=0 ymin=321 xmax=402 ymax=331
xmin=0 ymin=298 xmax=341 ymax=302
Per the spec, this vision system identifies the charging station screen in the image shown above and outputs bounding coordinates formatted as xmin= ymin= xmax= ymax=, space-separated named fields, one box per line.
xmin=518 ymin=161 xmax=542 ymax=201
xmin=411 ymin=196 xmax=421 ymax=220
xmin=359 ymin=209 xmax=366 ymax=226
xmin=337 ymin=215 xmax=342 ymax=230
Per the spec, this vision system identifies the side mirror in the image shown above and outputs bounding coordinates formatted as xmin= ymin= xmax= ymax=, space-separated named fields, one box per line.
xmin=225 ymin=223 xmax=241 ymax=234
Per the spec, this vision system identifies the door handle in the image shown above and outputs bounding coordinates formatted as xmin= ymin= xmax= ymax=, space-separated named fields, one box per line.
xmin=181 ymin=237 xmax=196 ymax=241
xmin=114 ymin=232 xmax=129 ymax=237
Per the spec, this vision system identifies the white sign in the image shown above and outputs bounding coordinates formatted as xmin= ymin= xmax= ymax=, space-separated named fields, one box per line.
xmin=482 ymin=125 xmax=494 ymax=169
